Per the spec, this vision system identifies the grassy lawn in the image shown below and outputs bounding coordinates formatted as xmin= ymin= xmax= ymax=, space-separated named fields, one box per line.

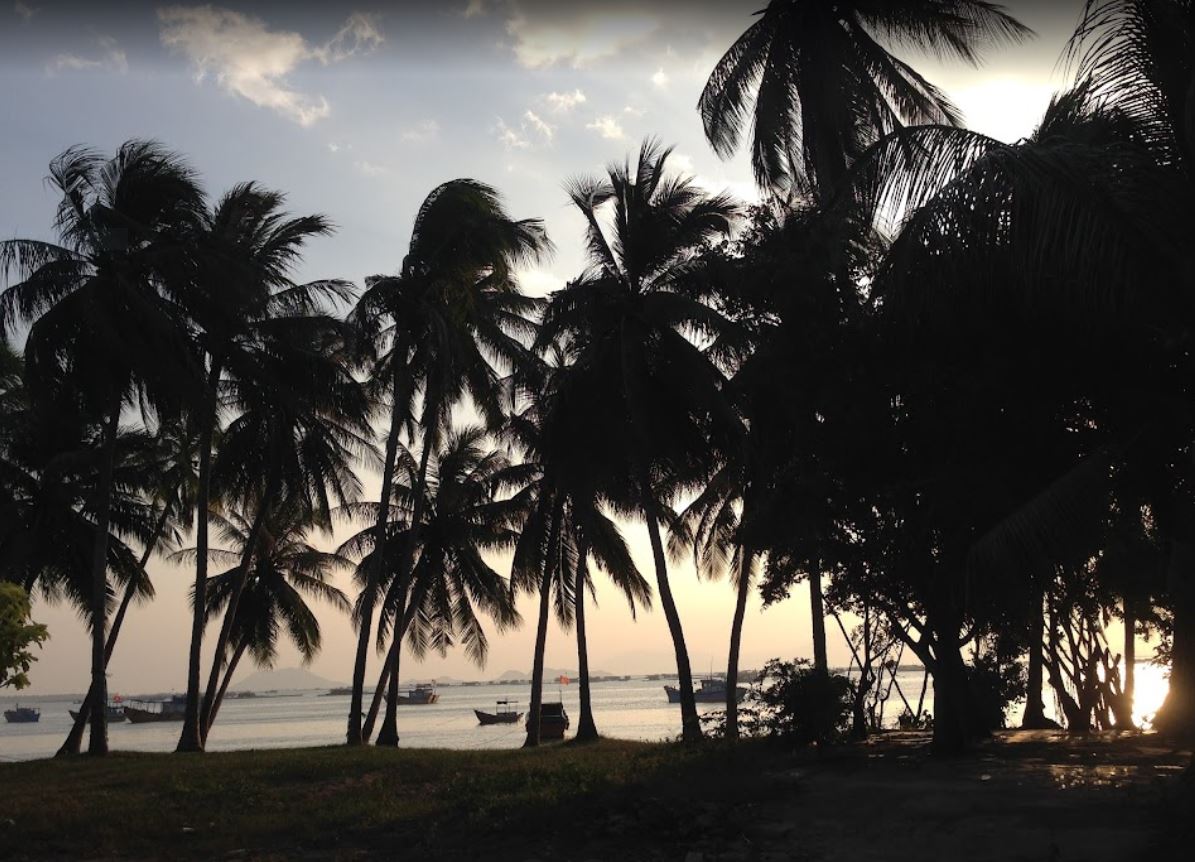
xmin=1 ymin=733 xmax=1191 ymax=861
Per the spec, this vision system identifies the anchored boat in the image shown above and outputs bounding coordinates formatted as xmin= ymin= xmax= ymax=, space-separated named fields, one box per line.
xmin=3 ymin=704 xmax=40 ymax=723
xmin=475 ymin=699 xmax=522 ymax=725
xmin=396 ymin=682 xmax=439 ymax=705
xmin=527 ymin=701 xmax=569 ymax=740
xmin=665 ymin=676 xmax=747 ymax=704
xmin=69 ymin=704 xmax=127 ymax=723
xmin=124 ymin=695 xmax=187 ymax=723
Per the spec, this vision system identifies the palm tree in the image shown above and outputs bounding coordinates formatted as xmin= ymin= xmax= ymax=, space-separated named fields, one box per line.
xmin=0 ymin=142 xmax=205 ymax=753
xmin=345 ymin=180 xmax=551 ymax=745
xmin=188 ymin=500 xmax=351 ymax=732
xmin=699 ymin=0 xmax=1030 ymax=197
xmin=507 ymin=355 xmax=650 ymax=744
xmin=339 ymin=425 xmax=523 ymax=745
xmin=174 ymin=183 xmax=346 ymax=753
xmin=538 ymin=140 xmax=743 ymax=742
xmin=1067 ymin=0 xmax=1195 ymax=738
xmin=195 ymin=313 xmax=371 ymax=745
xmin=57 ymin=419 xmax=199 ymax=755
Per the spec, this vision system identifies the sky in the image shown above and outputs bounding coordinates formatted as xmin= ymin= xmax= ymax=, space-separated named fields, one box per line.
xmin=1 ymin=0 xmax=1095 ymax=695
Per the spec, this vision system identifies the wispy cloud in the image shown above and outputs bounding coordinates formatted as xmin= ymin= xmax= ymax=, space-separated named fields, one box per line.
xmin=545 ymin=89 xmax=587 ymax=112
xmin=523 ymin=110 xmax=554 ymax=143
xmin=586 ymin=115 xmax=625 ymax=140
xmin=157 ymin=6 xmax=383 ymax=127
xmin=354 ymin=159 xmax=390 ymax=177
xmin=49 ymin=36 xmax=128 ymax=75
xmin=494 ymin=117 xmax=530 ymax=151
xmin=13 ymin=1 xmax=37 ymax=21
xmin=400 ymin=119 xmax=440 ymax=143
xmin=651 ymin=67 xmax=669 ymax=88
xmin=463 ymin=0 xmax=487 ymax=18
xmin=504 ymin=1 xmax=660 ymax=68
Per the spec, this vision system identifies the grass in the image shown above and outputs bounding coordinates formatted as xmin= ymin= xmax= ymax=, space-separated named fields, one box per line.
xmin=1 ymin=732 xmax=1191 ymax=861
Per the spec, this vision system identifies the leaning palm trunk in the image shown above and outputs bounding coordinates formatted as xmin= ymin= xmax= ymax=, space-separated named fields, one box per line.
xmin=348 ymin=361 xmax=406 ymax=745
xmin=59 ymin=504 xmax=172 ymax=756
xmin=205 ymin=639 xmax=249 ymax=734
xmin=363 ymin=579 xmax=430 ymax=742
xmin=524 ymin=502 xmax=563 ymax=748
xmin=199 ymin=468 xmax=281 ymax=742
xmin=573 ymin=538 xmax=598 ymax=742
xmin=375 ymin=581 xmax=409 ymax=747
xmin=86 ymin=398 xmax=122 ymax=756
xmin=1022 ymin=591 xmax=1051 ymax=729
xmin=179 ymin=362 xmax=222 ymax=753
xmin=643 ymin=495 xmax=701 ymax=742
xmin=1123 ymin=595 xmax=1136 ymax=729
xmin=725 ymin=548 xmax=753 ymax=740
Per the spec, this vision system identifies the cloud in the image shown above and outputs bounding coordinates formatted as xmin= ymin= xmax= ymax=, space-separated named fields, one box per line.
xmin=586 ymin=115 xmax=625 ymax=140
xmin=157 ymin=6 xmax=383 ymax=127
xmin=49 ymin=36 xmax=128 ymax=75
xmin=545 ymin=88 xmax=587 ymax=112
xmin=400 ymin=119 xmax=440 ymax=143
xmin=523 ymin=110 xmax=554 ymax=142
xmin=494 ymin=117 xmax=530 ymax=151
xmin=504 ymin=1 xmax=661 ymax=67
xmin=463 ymin=0 xmax=487 ymax=17
xmin=13 ymin=2 xmax=36 ymax=21
xmin=651 ymin=67 xmax=669 ymax=88
xmin=354 ymin=159 xmax=390 ymax=177
xmin=623 ymin=104 xmax=645 ymax=117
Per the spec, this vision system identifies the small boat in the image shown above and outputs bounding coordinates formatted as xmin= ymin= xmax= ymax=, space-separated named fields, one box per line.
xmin=3 ymin=705 xmax=40 ymax=723
xmin=69 ymin=704 xmax=127 ymax=723
xmin=665 ymin=676 xmax=747 ymax=704
xmin=527 ymin=701 xmax=569 ymax=740
xmin=124 ymin=694 xmax=187 ymax=723
xmin=395 ymin=682 xmax=439 ymax=705
xmin=475 ymin=699 xmax=523 ymax=725
xmin=323 ymin=687 xmax=353 ymax=696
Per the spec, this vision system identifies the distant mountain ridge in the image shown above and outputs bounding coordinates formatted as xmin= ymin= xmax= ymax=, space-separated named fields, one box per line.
xmin=231 ymin=667 xmax=346 ymax=691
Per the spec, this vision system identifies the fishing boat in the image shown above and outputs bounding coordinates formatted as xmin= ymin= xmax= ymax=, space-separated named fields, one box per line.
xmin=527 ymin=701 xmax=569 ymax=740
xmin=395 ymin=682 xmax=438 ymax=705
xmin=3 ymin=704 xmax=39 ymax=723
xmin=124 ymin=694 xmax=187 ymax=723
xmin=665 ymin=676 xmax=747 ymax=704
xmin=69 ymin=704 xmax=127 ymax=723
xmin=323 ymin=686 xmax=353 ymax=696
xmin=475 ymin=699 xmax=522 ymax=725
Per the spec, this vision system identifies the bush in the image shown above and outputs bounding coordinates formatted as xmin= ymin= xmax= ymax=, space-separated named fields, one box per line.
xmin=702 ymin=658 xmax=853 ymax=746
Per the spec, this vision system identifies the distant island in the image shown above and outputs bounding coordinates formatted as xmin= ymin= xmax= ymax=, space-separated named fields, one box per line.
xmin=230 ymin=667 xmax=348 ymax=692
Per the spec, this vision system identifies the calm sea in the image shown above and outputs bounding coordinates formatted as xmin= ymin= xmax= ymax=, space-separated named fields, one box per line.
xmin=0 ymin=665 xmax=1169 ymax=763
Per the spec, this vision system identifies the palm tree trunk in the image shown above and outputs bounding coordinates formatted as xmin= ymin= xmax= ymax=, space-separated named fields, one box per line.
xmin=375 ymin=648 xmax=402 ymax=746
xmin=643 ymin=493 xmax=701 ymax=743
xmin=205 ymin=639 xmax=248 ymax=735
xmin=178 ymin=360 xmax=222 ymax=754
xmin=59 ymin=503 xmax=172 ymax=756
xmin=725 ymin=548 xmax=753 ymax=741
xmin=348 ymin=359 xmax=406 ymax=746
xmin=1021 ymin=591 xmax=1050 ymax=729
xmin=525 ymin=501 xmax=562 ymax=748
xmin=363 ymin=580 xmax=427 ymax=742
xmin=86 ymin=396 xmax=122 ymax=756
xmin=375 ymin=582 xmax=409 ymax=747
xmin=199 ymin=470 xmax=279 ymax=743
xmin=810 ymin=564 xmax=828 ymax=673
xmin=573 ymin=536 xmax=598 ymax=742
xmin=1123 ymin=595 xmax=1136 ymax=729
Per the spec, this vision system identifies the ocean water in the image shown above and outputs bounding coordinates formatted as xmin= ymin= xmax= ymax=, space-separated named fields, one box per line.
xmin=0 ymin=665 xmax=1170 ymax=763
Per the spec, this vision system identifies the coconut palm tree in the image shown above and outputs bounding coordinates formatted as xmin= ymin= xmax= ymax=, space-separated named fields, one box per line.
xmin=537 ymin=139 xmax=744 ymax=742
xmin=188 ymin=500 xmax=350 ymax=732
xmin=57 ymin=418 xmax=199 ymax=755
xmin=339 ymin=425 xmax=523 ymax=745
xmin=174 ymin=183 xmax=348 ymax=753
xmin=0 ymin=142 xmax=204 ymax=754
xmin=344 ymin=180 xmax=551 ymax=745
xmin=699 ymin=0 xmax=1031 ymax=197
xmin=195 ymin=313 xmax=371 ymax=745
xmin=507 ymin=354 xmax=650 ymax=745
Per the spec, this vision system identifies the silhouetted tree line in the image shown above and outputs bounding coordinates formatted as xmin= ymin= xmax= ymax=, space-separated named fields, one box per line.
xmin=1 ymin=0 xmax=1192 ymax=757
